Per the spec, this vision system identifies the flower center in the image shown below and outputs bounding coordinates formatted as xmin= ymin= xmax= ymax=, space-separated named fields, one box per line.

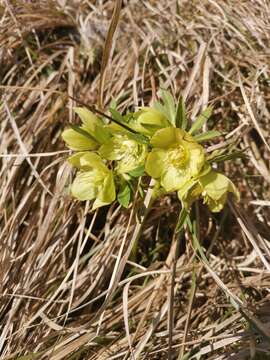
xmin=115 ymin=138 xmax=137 ymax=158
xmin=168 ymin=144 xmax=188 ymax=167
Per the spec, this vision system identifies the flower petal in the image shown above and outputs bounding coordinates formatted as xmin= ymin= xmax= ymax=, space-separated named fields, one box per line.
xmin=150 ymin=127 xmax=185 ymax=149
xmin=199 ymin=170 xmax=239 ymax=212
xmin=92 ymin=198 xmax=111 ymax=210
xmin=161 ymin=166 xmax=190 ymax=192
xmin=62 ymin=128 xmax=98 ymax=151
xmin=98 ymin=172 xmax=116 ymax=204
xmin=145 ymin=149 xmax=167 ymax=178
xmin=188 ymin=146 xmax=205 ymax=176
xmin=132 ymin=107 xmax=170 ymax=136
xmin=177 ymin=178 xmax=201 ymax=209
xmin=200 ymin=171 xmax=230 ymax=200
xmin=71 ymin=171 xmax=97 ymax=200
xmin=204 ymin=193 xmax=227 ymax=212
xmin=99 ymin=141 xmax=122 ymax=161
xmin=68 ymin=152 xmax=108 ymax=172
xmin=228 ymin=180 xmax=240 ymax=202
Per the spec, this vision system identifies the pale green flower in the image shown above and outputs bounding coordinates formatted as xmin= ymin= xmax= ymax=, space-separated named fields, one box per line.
xmin=68 ymin=152 xmax=115 ymax=209
xmin=178 ymin=169 xmax=240 ymax=212
xmin=62 ymin=107 xmax=110 ymax=151
xmin=145 ymin=127 xmax=205 ymax=192
xmin=131 ymin=107 xmax=171 ymax=136
xmin=99 ymin=133 xmax=147 ymax=174
xmin=62 ymin=128 xmax=98 ymax=151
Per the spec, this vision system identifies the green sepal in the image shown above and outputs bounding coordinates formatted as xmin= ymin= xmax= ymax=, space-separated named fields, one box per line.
xmin=117 ymin=182 xmax=131 ymax=208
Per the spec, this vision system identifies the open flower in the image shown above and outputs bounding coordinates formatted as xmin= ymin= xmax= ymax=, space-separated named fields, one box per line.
xmin=98 ymin=133 xmax=147 ymax=174
xmin=131 ymin=107 xmax=171 ymax=136
xmin=145 ymin=127 xmax=205 ymax=192
xmin=178 ymin=169 xmax=240 ymax=212
xmin=62 ymin=107 xmax=110 ymax=151
xmin=68 ymin=152 xmax=115 ymax=209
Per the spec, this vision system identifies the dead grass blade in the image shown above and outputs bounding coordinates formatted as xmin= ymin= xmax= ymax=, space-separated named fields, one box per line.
xmin=98 ymin=0 xmax=122 ymax=109
xmin=0 ymin=1 xmax=269 ymax=359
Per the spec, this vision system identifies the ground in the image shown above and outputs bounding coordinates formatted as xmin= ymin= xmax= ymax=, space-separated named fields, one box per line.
xmin=0 ymin=1 xmax=270 ymax=359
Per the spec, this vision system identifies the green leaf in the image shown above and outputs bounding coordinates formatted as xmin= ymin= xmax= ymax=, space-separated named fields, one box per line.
xmin=186 ymin=216 xmax=208 ymax=262
xmin=126 ymin=132 xmax=149 ymax=145
xmin=175 ymin=96 xmax=187 ymax=130
xmin=160 ymin=88 xmax=176 ymax=125
xmin=73 ymin=107 xmax=111 ymax=144
xmin=153 ymin=101 xmax=168 ymax=120
xmin=189 ymin=106 xmax=213 ymax=135
xmin=109 ymin=107 xmax=127 ymax=123
xmin=117 ymin=183 xmax=131 ymax=208
xmin=74 ymin=107 xmax=103 ymax=128
xmin=69 ymin=124 xmax=97 ymax=142
xmin=193 ymin=130 xmax=221 ymax=142
xmin=208 ymin=149 xmax=247 ymax=163
xmin=128 ymin=165 xmax=145 ymax=177
xmin=109 ymin=98 xmax=117 ymax=110
xmin=175 ymin=207 xmax=188 ymax=233
xmin=138 ymin=184 xmax=144 ymax=198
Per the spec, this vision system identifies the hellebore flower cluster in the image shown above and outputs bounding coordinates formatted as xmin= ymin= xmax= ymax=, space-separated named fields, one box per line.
xmin=62 ymin=91 xmax=239 ymax=212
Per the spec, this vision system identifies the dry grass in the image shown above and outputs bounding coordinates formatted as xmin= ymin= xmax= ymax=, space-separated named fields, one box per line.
xmin=0 ymin=0 xmax=270 ymax=359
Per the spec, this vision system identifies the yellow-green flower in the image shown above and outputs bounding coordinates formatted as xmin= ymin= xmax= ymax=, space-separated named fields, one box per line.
xmin=62 ymin=127 xmax=98 ymax=151
xmin=145 ymin=127 xmax=205 ymax=192
xmin=98 ymin=133 xmax=147 ymax=174
xmin=131 ymin=107 xmax=171 ymax=136
xmin=68 ymin=152 xmax=115 ymax=209
xmin=62 ymin=107 xmax=110 ymax=151
xmin=178 ymin=169 xmax=240 ymax=212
